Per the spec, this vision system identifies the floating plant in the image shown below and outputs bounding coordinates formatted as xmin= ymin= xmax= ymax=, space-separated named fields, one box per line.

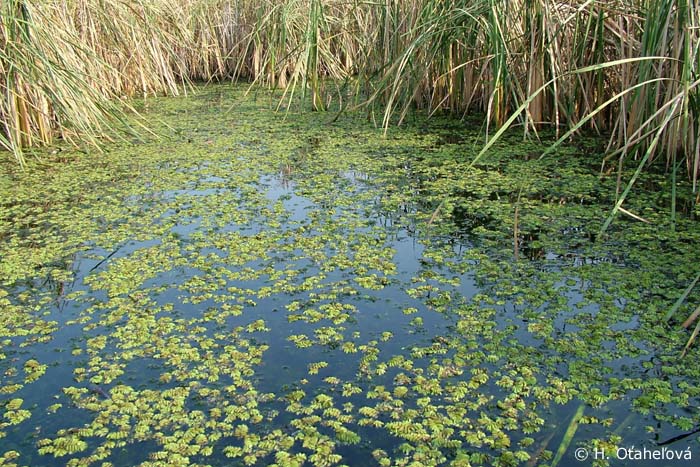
xmin=0 ymin=85 xmax=699 ymax=467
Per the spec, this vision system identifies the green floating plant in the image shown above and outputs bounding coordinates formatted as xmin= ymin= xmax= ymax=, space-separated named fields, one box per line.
xmin=2 ymin=83 xmax=700 ymax=467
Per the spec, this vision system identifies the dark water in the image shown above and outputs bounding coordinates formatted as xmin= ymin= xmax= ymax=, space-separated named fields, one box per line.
xmin=1 ymin=86 xmax=698 ymax=467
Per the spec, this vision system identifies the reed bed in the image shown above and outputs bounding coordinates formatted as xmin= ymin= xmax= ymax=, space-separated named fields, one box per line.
xmin=0 ymin=0 xmax=242 ymax=166
xmin=1 ymin=0 xmax=698 ymax=187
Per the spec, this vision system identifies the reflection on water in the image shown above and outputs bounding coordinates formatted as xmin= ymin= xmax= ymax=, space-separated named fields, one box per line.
xmin=1 ymin=86 xmax=698 ymax=467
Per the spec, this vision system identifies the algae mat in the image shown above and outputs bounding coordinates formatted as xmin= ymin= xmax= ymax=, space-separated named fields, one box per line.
xmin=1 ymin=85 xmax=699 ymax=467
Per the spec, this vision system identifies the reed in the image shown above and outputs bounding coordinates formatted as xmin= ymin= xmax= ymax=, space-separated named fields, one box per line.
xmin=0 ymin=0 xmax=245 ymax=166
xmin=1 ymin=0 xmax=699 ymax=194
xmin=356 ymin=0 xmax=699 ymax=229
xmin=364 ymin=1 xmax=698 ymax=180
xmin=1 ymin=0 xmax=124 ymax=166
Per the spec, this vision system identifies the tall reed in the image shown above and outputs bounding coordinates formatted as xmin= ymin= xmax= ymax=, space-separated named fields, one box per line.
xmin=364 ymin=1 xmax=698 ymax=183
xmin=2 ymin=0 xmax=699 ymax=193
xmin=0 ymin=0 xmax=244 ymax=166
xmin=1 ymin=0 xmax=124 ymax=166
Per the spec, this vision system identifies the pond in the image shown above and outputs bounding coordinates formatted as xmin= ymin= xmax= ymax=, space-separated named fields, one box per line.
xmin=1 ymin=85 xmax=699 ymax=467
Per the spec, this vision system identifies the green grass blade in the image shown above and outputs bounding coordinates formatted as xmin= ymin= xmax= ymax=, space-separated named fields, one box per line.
xmin=599 ymin=97 xmax=681 ymax=236
xmin=665 ymin=272 xmax=700 ymax=322
xmin=550 ymin=403 xmax=585 ymax=467
xmin=681 ymin=316 xmax=700 ymax=357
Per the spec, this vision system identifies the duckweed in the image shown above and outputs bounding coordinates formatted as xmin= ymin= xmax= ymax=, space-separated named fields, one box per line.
xmin=0 ymin=85 xmax=699 ymax=467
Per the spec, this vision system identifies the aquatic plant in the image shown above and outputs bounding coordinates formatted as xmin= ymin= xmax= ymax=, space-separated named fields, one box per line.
xmin=0 ymin=0 xmax=245 ymax=165
xmin=0 ymin=0 xmax=136 ymax=166
xmin=1 ymin=85 xmax=699 ymax=467
xmin=665 ymin=272 xmax=700 ymax=355
xmin=2 ymin=0 xmax=699 ymax=207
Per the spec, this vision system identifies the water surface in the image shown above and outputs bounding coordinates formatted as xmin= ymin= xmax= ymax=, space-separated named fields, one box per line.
xmin=1 ymin=86 xmax=699 ymax=467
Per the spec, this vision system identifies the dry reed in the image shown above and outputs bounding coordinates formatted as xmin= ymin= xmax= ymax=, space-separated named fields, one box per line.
xmin=1 ymin=0 xmax=698 ymax=189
